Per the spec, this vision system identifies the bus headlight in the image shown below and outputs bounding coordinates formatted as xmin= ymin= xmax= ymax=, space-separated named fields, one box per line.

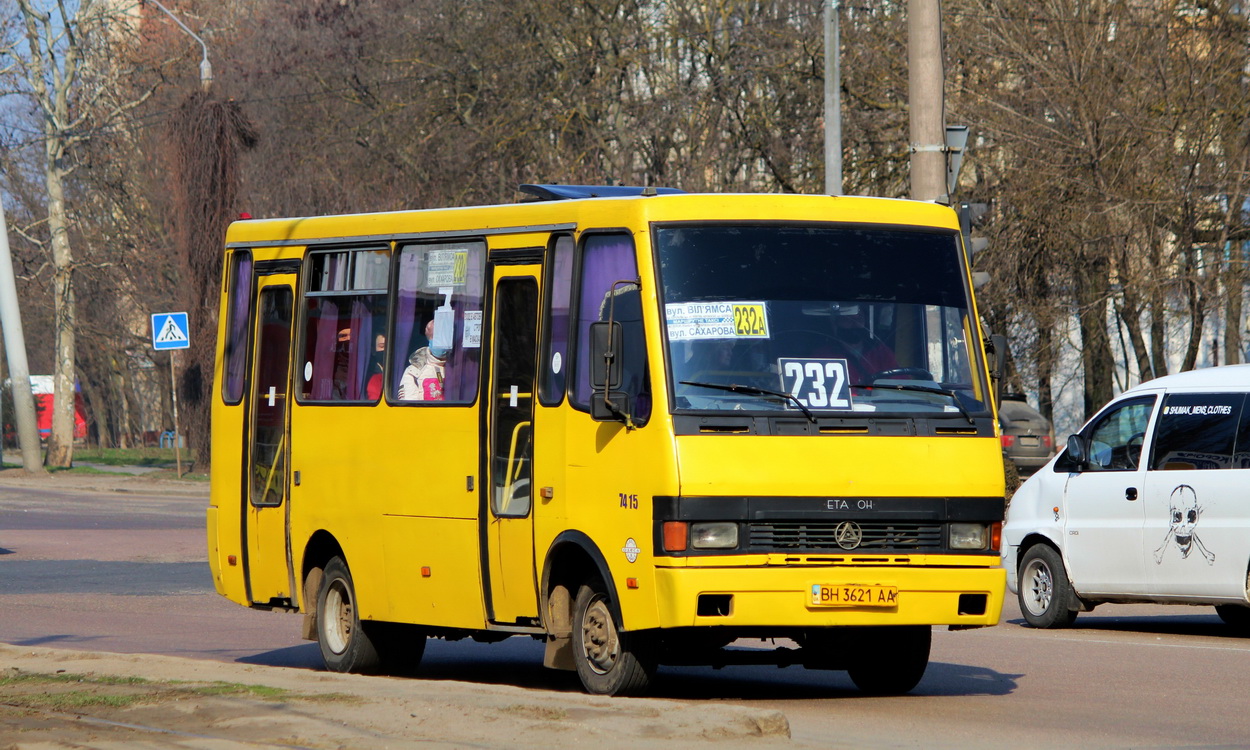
xmin=691 ymin=522 xmax=739 ymax=550
xmin=950 ymin=523 xmax=988 ymax=550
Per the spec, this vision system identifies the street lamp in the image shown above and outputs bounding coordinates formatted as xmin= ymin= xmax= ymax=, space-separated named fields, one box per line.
xmin=145 ymin=0 xmax=213 ymax=92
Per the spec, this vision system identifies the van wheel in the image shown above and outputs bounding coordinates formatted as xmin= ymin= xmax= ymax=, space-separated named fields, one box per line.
xmin=1018 ymin=545 xmax=1078 ymax=628
xmin=1216 ymin=605 xmax=1250 ymax=632
xmin=317 ymin=556 xmax=382 ymax=674
xmin=846 ymin=626 xmax=930 ymax=695
xmin=572 ymin=582 xmax=656 ymax=696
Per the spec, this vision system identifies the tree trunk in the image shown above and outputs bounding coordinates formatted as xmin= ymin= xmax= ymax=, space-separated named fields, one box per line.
xmin=45 ymin=157 xmax=76 ymax=468
xmin=1075 ymin=254 xmax=1115 ymax=421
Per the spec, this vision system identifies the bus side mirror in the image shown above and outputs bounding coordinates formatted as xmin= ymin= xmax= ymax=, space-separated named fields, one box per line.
xmin=1066 ymin=434 xmax=1088 ymax=471
xmin=988 ymin=333 xmax=1008 ymax=403
xmin=589 ymin=321 xmax=622 ymax=390
xmin=589 ymin=321 xmax=631 ymax=425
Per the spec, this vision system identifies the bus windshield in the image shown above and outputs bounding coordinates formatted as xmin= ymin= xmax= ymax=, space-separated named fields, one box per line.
xmin=655 ymin=223 xmax=989 ymax=418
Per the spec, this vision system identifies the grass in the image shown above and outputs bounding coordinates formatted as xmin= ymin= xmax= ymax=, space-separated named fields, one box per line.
xmin=1 ymin=446 xmax=208 ymax=480
xmin=0 ymin=671 xmax=355 ymax=712
xmin=72 ymin=447 xmax=197 ymax=467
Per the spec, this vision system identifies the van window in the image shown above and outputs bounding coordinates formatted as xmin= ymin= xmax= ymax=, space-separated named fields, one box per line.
xmin=1150 ymin=393 xmax=1246 ymax=471
xmin=1056 ymin=396 xmax=1155 ymax=472
xmin=1238 ymin=398 xmax=1250 ymax=469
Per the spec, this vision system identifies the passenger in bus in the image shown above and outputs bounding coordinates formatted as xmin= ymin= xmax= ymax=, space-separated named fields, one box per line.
xmin=332 ymin=327 xmax=353 ymax=400
xmin=366 ymin=334 xmax=386 ymax=400
xmin=399 ymin=319 xmax=447 ymax=401
xmin=821 ymin=304 xmax=898 ymax=383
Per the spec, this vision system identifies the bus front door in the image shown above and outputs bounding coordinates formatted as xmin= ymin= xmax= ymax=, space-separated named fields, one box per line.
xmin=245 ymin=278 xmax=295 ymax=606
xmin=484 ymin=267 xmax=540 ymax=624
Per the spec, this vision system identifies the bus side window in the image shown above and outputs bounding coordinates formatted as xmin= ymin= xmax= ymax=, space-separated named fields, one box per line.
xmin=572 ymin=233 xmax=651 ymax=423
xmin=391 ymin=240 xmax=486 ymax=404
xmin=539 ymin=234 xmax=574 ymax=405
xmin=222 ymin=250 xmax=253 ymax=404
xmin=301 ymin=249 xmax=389 ymax=402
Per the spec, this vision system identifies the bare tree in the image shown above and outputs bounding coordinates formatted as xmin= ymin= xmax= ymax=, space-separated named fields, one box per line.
xmin=1 ymin=0 xmax=158 ymax=466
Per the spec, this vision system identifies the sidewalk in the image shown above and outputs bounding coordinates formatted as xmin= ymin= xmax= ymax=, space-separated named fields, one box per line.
xmin=0 ymin=645 xmax=791 ymax=748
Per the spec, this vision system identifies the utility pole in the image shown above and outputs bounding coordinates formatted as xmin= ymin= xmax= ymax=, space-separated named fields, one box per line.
xmin=824 ymin=0 xmax=842 ymax=195
xmin=0 ymin=205 xmax=48 ymax=473
xmin=908 ymin=0 xmax=947 ymax=202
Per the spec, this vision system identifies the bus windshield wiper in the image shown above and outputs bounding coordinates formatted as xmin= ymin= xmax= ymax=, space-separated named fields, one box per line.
xmin=679 ymin=380 xmax=815 ymax=423
xmin=850 ymin=382 xmax=976 ymax=424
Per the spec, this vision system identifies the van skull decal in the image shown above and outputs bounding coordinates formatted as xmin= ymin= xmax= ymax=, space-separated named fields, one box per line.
xmin=1153 ymin=484 xmax=1215 ymax=565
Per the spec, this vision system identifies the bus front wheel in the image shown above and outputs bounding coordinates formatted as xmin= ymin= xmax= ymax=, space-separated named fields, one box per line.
xmin=317 ymin=556 xmax=382 ymax=674
xmin=846 ymin=625 xmax=931 ymax=695
xmin=572 ymin=583 xmax=656 ymax=696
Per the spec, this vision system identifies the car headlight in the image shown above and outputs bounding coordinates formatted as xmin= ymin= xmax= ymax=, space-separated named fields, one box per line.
xmin=690 ymin=522 xmax=739 ymax=550
xmin=950 ymin=522 xmax=988 ymax=550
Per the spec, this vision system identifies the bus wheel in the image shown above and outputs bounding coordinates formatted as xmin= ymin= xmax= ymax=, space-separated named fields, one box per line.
xmin=317 ymin=556 xmax=381 ymax=674
xmin=846 ymin=625 xmax=930 ymax=695
xmin=572 ymin=583 xmax=655 ymax=696
xmin=1018 ymin=544 xmax=1078 ymax=629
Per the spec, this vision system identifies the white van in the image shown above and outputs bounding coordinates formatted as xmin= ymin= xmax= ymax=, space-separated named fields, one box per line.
xmin=1003 ymin=364 xmax=1250 ymax=628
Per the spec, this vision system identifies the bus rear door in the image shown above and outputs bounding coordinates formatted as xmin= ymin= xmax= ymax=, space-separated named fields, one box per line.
xmin=245 ymin=273 xmax=296 ymax=605
xmin=484 ymin=263 xmax=541 ymax=624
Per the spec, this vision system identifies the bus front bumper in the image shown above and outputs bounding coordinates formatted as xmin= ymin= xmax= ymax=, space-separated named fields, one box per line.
xmin=652 ymin=560 xmax=1006 ymax=629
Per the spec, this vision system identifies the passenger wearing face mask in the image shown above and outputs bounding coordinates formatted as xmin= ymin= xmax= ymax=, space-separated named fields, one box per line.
xmin=399 ymin=318 xmax=449 ymax=401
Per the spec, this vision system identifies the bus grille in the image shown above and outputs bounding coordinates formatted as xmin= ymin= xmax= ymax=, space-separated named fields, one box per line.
xmin=748 ymin=521 xmax=944 ymax=552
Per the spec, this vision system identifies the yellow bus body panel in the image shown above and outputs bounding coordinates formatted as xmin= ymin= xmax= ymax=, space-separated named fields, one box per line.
xmin=210 ymin=192 xmax=1003 ymax=641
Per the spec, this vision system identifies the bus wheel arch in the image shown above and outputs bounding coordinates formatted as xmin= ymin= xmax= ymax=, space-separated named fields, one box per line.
xmin=299 ymin=531 xmax=344 ymax=641
xmin=540 ymin=533 xmax=638 ymax=679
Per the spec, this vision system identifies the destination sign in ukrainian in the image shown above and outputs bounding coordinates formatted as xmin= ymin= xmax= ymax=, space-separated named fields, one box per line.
xmin=666 ymin=300 xmax=769 ymax=341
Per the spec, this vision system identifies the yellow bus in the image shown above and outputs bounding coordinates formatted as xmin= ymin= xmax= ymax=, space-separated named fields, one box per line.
xmin=208 ymin=185 xmax=1007 ymax=696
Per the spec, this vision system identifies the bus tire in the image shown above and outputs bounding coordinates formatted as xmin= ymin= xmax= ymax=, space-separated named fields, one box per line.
xmin=1018 ymin=544 xmax=1078 ymax=629
xmin=365 ymin=621 xmax=427 ymax=675
xmin=317 ymin=556 xmax=382 ymax=674
xmin=846 ymin=625 xmax=930 ymax=695
xmin=572 ymin=582 xmax=655 ymax=696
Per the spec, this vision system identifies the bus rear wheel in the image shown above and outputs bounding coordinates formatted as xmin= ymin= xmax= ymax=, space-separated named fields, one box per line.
xmin=845 ymin=625 xmax=931 ymax=695
xmin=317 ymin=556 xmax=382 ymax=674
xmin=572 ymin=583 xmax=656 ymax=696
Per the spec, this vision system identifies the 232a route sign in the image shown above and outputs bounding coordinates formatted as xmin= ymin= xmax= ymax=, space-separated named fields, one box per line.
xmin=151 ymin=312 xmax=190 ymax=351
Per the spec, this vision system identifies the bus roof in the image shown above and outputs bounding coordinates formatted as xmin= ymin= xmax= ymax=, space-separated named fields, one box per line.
xmin=224 ymin=191 xmax=961 ymax=248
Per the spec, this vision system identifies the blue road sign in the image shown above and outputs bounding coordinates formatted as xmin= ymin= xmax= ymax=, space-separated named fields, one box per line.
xmin=152 ymin=312 xmax=190 ymax=351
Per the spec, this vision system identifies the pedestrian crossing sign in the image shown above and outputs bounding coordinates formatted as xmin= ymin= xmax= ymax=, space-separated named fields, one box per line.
xmin=152 ymin=312 xmax=190 ymax=351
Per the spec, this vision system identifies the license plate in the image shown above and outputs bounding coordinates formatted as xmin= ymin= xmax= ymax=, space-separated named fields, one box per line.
xmin=809 ymin=584 xmax=899 ymax=607
xmin=1019 ymin=436 xmax=1040 ymax=447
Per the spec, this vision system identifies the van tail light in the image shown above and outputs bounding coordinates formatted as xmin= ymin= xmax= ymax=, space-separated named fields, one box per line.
xmin=1001 ymin=434 xmax=1016 ymax=448
xmin=1042 ymin=434 xmax=1053 ymax=449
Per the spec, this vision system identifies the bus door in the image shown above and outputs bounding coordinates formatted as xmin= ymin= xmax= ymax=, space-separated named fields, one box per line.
xmin=484 ymin=265 xmax=541 ymax=623
xmin=245 ymin=275 xmax=296 ymax=605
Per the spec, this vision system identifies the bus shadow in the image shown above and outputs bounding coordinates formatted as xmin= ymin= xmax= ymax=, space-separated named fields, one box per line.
xmin=650 ymin=661 xmax=1018 ymax=700
xmin=233 ymin=639 xmax=1020 ymax=698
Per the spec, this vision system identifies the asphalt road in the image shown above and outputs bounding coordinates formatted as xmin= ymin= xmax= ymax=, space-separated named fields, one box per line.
xmin=3 ymin=473 xmax=1250 ymax=748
